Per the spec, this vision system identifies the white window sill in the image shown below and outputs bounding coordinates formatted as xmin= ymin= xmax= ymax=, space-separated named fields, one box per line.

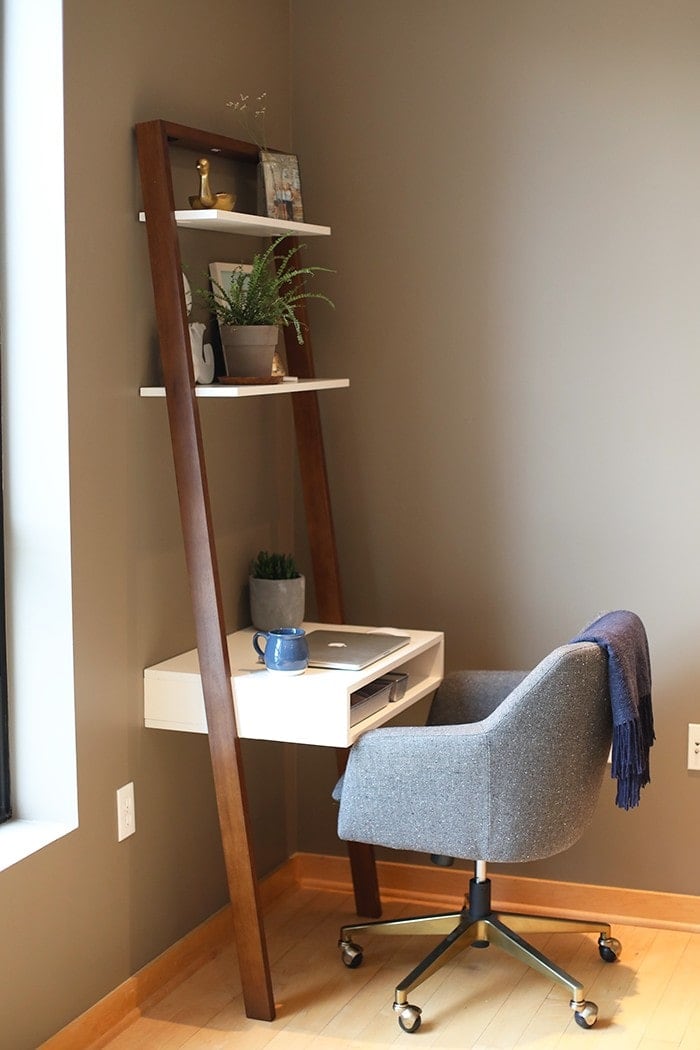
xmin=0 ymin=818 xmax=77 ymax=873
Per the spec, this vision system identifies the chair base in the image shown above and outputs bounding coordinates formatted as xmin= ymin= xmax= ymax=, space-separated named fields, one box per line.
xmin=338 ymin=874 xmax=620 ymax=1032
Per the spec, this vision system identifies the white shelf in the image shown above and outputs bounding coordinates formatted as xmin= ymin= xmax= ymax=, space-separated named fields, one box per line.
xmin=144 ymin=623 xmax=445 ymax=748
xmin=138 ymin=209 xmax=331 ymax=238
xmin=140 ymin=378 xmax=349 ymax=398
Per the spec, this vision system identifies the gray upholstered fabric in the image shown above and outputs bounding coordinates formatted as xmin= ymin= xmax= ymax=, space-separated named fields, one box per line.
xmin=427 ymin=669 xmax=529 ymax=725
xmin=334 ymin=642 xmax=611 ymax=864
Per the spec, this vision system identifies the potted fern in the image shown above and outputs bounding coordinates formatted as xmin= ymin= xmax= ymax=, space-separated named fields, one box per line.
xmin=249 ymin=550 xmax=305 ymax=631
xmin=198 ymin=235 xmax=333 ymax=378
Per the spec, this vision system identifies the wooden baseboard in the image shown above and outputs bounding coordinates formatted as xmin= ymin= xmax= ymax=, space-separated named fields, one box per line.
xmin=291 ymin=852 xmax=700 ymax=933
xmin=41 ymin=852 xmax=699 ymax=1049
xmin=38 ymin=862 xmax=296 ymax=1050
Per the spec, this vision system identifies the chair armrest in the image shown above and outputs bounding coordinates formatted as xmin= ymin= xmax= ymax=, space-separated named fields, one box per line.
xmin=334 ymin=723 xmax=490 ymax=857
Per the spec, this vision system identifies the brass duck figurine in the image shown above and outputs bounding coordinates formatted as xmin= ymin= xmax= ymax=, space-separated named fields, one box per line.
xmin=188 ymin=157 xmax=236 ymax=211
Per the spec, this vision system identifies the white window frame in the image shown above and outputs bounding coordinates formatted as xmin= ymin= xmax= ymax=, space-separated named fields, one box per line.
xmin=0 ymin=0 xmax=78 ymax=871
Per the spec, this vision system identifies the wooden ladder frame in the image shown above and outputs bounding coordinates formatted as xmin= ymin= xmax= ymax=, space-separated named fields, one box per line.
xmin=135 ymin=120 xmax=380 ymax=1022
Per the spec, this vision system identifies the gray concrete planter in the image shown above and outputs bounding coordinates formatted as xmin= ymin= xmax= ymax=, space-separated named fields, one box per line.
xmin=249 ymin=574 xmax=305 ymax=631
xmin=220 ymin=324 xmax=278 ymax=378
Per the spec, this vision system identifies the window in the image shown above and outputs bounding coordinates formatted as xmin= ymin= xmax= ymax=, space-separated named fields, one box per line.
xmin=0 ymin=12 xmax=11 ymax=826
xmin=0 ymin=0 xmax=77 ymax=869
xmin=0 ymin=468 xmax=8 ymax=822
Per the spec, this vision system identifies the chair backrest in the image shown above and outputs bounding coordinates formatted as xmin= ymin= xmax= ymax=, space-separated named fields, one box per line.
xmin=430 ymin=642 xmax=611 ymax=862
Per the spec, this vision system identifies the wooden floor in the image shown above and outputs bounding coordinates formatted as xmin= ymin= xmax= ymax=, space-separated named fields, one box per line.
xmin=98 ymin=885 xmax=700 ymax=1050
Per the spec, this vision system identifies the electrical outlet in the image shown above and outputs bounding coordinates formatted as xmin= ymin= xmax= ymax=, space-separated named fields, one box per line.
xmin=116 ymin=782 xmax=136 ymax=841
xmin=687 ymin=725 xmax=700 ymax=771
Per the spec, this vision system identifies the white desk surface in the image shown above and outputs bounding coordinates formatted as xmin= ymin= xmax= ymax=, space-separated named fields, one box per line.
xmin=144 ymin=622 xmax=444 ymax=747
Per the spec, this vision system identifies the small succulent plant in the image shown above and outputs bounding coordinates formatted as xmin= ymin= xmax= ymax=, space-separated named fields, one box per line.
xmin=249 ymin=550 xmax=300 ymax=580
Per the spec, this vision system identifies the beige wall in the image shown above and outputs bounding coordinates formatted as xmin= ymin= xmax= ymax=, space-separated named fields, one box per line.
xmin=0 ymin=3 xmax=297 ymax=1048
xmin=290 ymin=0 xmax=700 ymax=895
xmin=3 ymin=3 xmax=700 ymax=1047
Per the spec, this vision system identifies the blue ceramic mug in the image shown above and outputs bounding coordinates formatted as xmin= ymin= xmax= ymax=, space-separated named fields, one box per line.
xmin=253 ymin=626 xmax=309 ymax=675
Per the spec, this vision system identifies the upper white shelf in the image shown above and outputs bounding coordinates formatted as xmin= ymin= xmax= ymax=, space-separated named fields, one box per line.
xmin=138 ymin=209 xmax=331 ymax=238
xmin=140 ymin=378 xmax=349 ymax=398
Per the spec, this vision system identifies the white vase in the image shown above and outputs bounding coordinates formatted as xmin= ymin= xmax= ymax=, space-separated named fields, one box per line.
xmin=219 ymin=324 xmax=279 ymax=378
xmin=188 ymin=322 xmax=215 ymax=383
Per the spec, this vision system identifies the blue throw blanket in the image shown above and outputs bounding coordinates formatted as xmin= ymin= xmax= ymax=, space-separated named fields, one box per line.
xmin=571 ymin=610 xmax=654 ymax=810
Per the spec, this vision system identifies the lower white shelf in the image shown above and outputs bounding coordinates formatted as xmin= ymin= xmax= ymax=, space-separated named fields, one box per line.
xmin=140 ymin=378 xmax=349 ymax=398
xmin=144 ymin=623 xmax=444 ymax=747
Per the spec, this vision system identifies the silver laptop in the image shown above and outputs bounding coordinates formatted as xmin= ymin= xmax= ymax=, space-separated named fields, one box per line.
xmin=306 ymin=629 xmax=410 ymax=670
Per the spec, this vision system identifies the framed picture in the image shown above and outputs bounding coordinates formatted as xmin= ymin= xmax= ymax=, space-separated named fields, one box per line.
xmin=209 ymin=261 xmax=252 ymax=307
xmin=208 ymin=262 xmax=286 ymax=377
xmin=259 ymin=151 xmax=304 ymax=223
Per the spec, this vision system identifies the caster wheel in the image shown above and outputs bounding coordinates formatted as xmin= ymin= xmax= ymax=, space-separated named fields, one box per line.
xmin=598 ymin=935 xmax=621 ymax=963
xmin=395 ymin=1003 xmax=422 ymax=1034
xmin=573 ymin=1000 xmax=598 ymax=1028
xmin=339 ymin=940 xmax=363 ymax=969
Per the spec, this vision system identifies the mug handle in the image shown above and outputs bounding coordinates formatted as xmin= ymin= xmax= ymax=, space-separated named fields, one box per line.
xmin=253 ymin=631 xmax=268 ymax=661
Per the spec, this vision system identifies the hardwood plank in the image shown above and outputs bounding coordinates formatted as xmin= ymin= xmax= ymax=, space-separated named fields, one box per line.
xmin=476 ymin=965 xmax=561 ymax=1048
xmin=98 ymin=891 xmax=700 ymax=1050
xmin=574 ymin=924 xmax=659 ymax=1040
xmin=644 ymin=933 xmax=700 ymax=1044
xmin=678 ymin=992 xmax=700 ymax=1050
xmin=48 ymin=863 xmax=700 ymax=1050
xmin=425 ymin=941 xmax=538 ymax=1048
xmin=560 ymin=929 xmax=688 ymax=1048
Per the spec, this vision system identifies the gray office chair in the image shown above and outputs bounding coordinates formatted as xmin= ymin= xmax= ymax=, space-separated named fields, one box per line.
xmin=334 ymin=640 xmax=622 ymax=1033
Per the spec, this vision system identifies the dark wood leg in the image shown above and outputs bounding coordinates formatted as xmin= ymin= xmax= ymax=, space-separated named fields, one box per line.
xmin=347 ymin=842 xmax=382 ymax=918
xmin=136 ymin=120 xmax=275 ymax=1022
xmin=336 ymin=748 xmax=382 ymax=918
xmin=282 ymin=308 xmax=383 ymax=919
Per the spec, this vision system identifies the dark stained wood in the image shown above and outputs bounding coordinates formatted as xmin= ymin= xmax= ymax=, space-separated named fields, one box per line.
xmin=136 ymin=120 xmax=383 ymax=1013
xmin=279 ymin=245 xmax=381 ymax=918
xmin=161 ymin=120 xmax=260 ymax=161
xmin=346 ymin=842 xmax=381 ymax=917
xmin=135 ymin=119 xmax=275 ymax=1022
xmin=277 ymin=241 xmax=345 ymax=625
xmin=334 ymin=748 xmax=381 ymax=917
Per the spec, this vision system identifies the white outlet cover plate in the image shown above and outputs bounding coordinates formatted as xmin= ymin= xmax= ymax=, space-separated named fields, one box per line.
xmin=116 ymin=782 xmax=136 ymax=841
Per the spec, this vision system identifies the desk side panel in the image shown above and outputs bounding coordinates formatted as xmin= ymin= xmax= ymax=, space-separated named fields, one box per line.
xmin=144 ymin=672 xmax=208 ymax=734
